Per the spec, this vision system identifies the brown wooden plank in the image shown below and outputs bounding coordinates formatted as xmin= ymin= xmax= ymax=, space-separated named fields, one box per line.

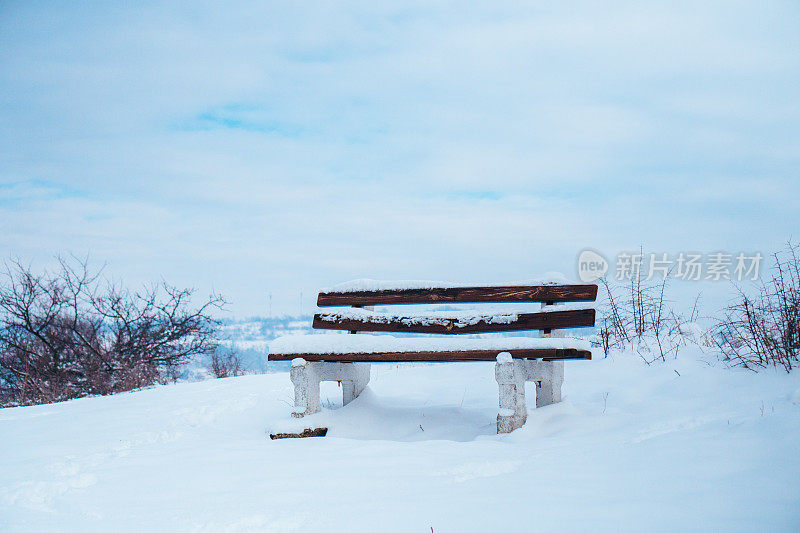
xmin=269 ymin=428 xmax=328 ymax=439
xmin=316 ymin=284 xmax=598 ymax=307
xmin=268 ymin=348 xmax=592 ymax=362
xmin=313 ymin=308 xmax=595 ymax=334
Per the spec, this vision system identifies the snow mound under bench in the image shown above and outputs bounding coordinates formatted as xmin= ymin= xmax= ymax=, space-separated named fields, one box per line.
xmin=269 ymin=333 xmax=590 ymax=355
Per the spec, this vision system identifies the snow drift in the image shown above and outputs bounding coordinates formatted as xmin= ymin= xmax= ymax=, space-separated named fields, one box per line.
xmin=1 ymin=346 xmax=799 ymax=532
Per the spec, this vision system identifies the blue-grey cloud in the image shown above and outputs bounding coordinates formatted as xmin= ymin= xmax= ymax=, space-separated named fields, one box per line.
xmin=1 ymin=0 xmax=798 ymax=314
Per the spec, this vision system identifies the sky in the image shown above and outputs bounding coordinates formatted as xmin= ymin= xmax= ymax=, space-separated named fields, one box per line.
xmin=1 ymin=0 xmax=799 ymax=316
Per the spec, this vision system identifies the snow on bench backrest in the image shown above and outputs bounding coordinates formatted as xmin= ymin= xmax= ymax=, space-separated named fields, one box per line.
xmin=316 ymin=282 xmax=598 ymax=307
xmin=313 ymin=280 xmax=598 ymax=336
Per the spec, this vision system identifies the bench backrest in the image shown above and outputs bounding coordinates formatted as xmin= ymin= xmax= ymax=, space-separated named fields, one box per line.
xmin=313 ymin=284 xmax=598 ymax=336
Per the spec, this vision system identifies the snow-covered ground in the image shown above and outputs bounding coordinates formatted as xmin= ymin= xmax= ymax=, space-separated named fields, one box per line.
xmin=2 ymin=347 xmax=799 ymax=532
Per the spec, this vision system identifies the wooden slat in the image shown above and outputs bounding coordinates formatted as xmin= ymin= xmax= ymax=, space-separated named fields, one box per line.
xmin=268 ymin=348 xmax=592 ymax=362
xmin=317 ymin=284 xmax=598 ymax=307
xmin=313 ymin=308 xmax=595 ymax=334
xmin=269 ymin=428 xmax=328 ymax=439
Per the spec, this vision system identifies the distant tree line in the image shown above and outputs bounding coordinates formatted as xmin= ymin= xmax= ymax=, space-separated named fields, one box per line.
xmin=0 ymin=257 xmax=224 ymax=407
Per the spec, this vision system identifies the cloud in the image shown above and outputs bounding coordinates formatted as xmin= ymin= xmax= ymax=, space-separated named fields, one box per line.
xmin=1 ymin=0 xmax=799 ymax=314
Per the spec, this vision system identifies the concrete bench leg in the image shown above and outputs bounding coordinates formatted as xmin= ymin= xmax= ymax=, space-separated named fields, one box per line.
xmin=340 ymin=363 xmax=370 ymax=405
xmin=495 ymin=354 xmax=527 ymax=433
xmin=290 ymin=359 xmax=371 ymax=418
xmin=526 ymin=359 xmax=564 ymax=408
xmin=495 ymin=354 xmax=565 ymax=433
xmin=532 ymin=300 xmax=565 ymax=408
xmin=290 ymin=359 xmax=321 ymax=418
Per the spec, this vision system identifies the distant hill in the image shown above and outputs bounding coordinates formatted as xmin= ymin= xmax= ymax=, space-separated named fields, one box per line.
xmin=184 ymin=315 xmax=316 ymax=377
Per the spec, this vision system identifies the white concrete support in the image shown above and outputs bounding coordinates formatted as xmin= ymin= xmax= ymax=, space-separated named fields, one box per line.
xmin=536 ymin=300 xmax=565 ymax=407
xmin=495 ymin=353 xmax=565 ymax=433
xmin=495 ymin=353 xmax=527 ymax=434
xmin=529 ymin=358 xmax=564 ymax=408
xmin=290 ymin=359 xmax=371 ymax=418
xmin=540 ymin=300 xmax=566 ymax=340
xmin=290 ymin=359 xmax=320 ymax=418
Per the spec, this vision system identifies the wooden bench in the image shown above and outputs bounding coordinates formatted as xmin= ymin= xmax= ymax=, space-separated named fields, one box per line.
xmin=269 ymin=282 xmax=597 ymax=433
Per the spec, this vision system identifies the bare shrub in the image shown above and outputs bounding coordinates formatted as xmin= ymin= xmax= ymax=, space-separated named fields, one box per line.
xmin=0 ymin=256 xmax=224 ymax=406
xmin=715 ymin=242 xmax=800 ymax=372
xmin=598 ymin=250 xmax=694 ymax=363
xmin=210 ymin=349 xmax=243 ymax=378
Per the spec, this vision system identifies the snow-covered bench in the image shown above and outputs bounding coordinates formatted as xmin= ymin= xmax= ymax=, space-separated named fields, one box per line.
xmin=269 ymin=281 xmax=597 ymax=433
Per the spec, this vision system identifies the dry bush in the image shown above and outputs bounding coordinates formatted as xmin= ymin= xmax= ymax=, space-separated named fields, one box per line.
xmin=715 ymin=242 xmax=800 ymax=372
xmin=210 ymin=350 xmax=243 ymax=378
xmin=0 ymin=256 xmax=224 ymax=406
xmin=598 ymin=251 xmax=697 ymax=363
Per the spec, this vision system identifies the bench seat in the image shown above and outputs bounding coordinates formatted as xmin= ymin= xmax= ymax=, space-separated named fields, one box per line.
xmin=269 ymin=333 xmax=591 ymax=362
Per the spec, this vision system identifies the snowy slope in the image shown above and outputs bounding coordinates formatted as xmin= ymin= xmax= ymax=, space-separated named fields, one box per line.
xmin=2 ymin=347 xmax=800 ymax=532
